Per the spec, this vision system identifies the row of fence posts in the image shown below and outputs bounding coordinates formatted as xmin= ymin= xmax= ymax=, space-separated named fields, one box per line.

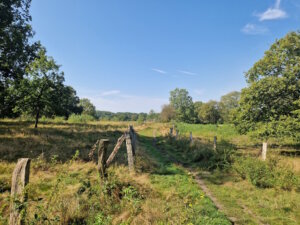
xmin=8 ymin=125 xmax=137 ymax=225
xmin=168 ymin=126 xmax=268 ymax=160
xmin=168 ymin=127 xmax=218 ymax=151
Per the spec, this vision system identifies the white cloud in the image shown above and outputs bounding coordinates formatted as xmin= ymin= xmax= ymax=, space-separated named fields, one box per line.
xmin=257 ymin=0 xmax=287 ymax=21
xmin=178 ymin=70 xmax=197 ymax=76
xmin=100 ymin=90 xmax=120 ymax=96
xmin=152 ymin=68 xmax=167 ymax=74
xmin=241 ymin=23 xmax=269 ymax=35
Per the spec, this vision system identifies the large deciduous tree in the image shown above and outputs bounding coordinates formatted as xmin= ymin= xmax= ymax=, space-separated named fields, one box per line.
xmin=169 ymin=88 xmax=195 ymax=123
xmin=234 ymin=32 xmax=300 ymax=141
xmin=12 ymin=48 xmax=65 ymax=128
xmin=0 ymin=0 xmax=39 ymax=117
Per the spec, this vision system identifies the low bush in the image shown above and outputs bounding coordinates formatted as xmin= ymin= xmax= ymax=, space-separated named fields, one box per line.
xmin=68 ymin=114 xmax=96 ymax=123
xmin=233 ymin=157 xmax=299 ymax=190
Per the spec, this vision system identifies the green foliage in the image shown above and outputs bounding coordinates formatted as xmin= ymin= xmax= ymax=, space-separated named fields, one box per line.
xmin=169 ymin=88 xmax=195 ymax=123
xmin=78 ymin=98 xmax=96 ymax=118
xmin=196 ymin=100 xmax=221 ymax=124
xmin=93 ymin=212 xmax=112 ymax=225
xmin=68 ymin=113 xmax=96 ymax=123
xmin=11 ymin=48 xmax=66 ymax=128
xmin=0 ymin=0 xmax=40 ymax=117
xmin=160 ymin=104 xmax=176 ymax=122
xmin=219 ymin=91 xmax=240 ymax=123
xmin=235 ymin=32 xmax=300 ymax=140
xmin=234 ymin=157 xmax=299 ymax=190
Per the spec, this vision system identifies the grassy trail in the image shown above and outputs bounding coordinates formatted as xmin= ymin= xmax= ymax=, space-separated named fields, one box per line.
xmin=137 ymin=131 xmax=232 ymax=225
xmin=137 ymin=124 xmax=300 ymax=225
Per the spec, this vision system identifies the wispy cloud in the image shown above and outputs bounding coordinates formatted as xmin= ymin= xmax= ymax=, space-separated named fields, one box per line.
xmin=100 ymin=90 xmax=120 ymax=96
xmin=257 ymin=0 xmax=287 ymax=21
xmin=241 ymin=23 xmax=269 ymax=35
xmin=178 ymin=70 xmax=197 ymax=76
xmin=152 ymin=68 xmax=167 ymax=74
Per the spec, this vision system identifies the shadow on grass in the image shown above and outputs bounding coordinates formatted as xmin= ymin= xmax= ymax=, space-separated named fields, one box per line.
xmin=0 ymin=121 xmax=129 ymax=163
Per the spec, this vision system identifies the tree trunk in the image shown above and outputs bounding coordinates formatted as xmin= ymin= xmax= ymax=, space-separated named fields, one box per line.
xmin=34 ymin=108 xmax=40 ymax=128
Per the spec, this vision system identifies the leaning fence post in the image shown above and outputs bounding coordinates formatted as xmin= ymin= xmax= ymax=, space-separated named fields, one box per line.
xmin=125 ymin=132 xmax=135 ymax=172
xmin=262 ymin=142 xmax=267 ymax=161
xmin=213 ymin=136 xmax=217 ymax=151
xmin=10 ymin=158 xmax=31 ymax=225
xmin=97 ymin=139 xmax=110 ymax=178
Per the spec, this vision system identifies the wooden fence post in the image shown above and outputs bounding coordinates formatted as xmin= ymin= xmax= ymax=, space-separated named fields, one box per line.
xmin=175 ymin=129 xmax=179 ymax=139
xmin=170 ymin=127 xmax=173 ymax=136
xmin=125 ymin=132 xmax=135 ymax=172
xmin=213 ymin=136 xmax=217 ymax=151
xmin=129 ymin=125 xmax=136 ymax=156
xmin=97 ymin=139 xmax=110 ymax=178
xmin=10 ymin=158 xmax=31 ymax=225
xmin=262 ymin=142 xmax=267 ymax=161
xmin=106 ymin=135 xmax=125 ymax=167
xmin=190 ymin=132 xmax=193 ymax=143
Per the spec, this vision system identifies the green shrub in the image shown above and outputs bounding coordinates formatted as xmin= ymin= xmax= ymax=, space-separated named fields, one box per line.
xmin=68 ymin=114 xmax=95 ymax=123
xmin=233 ymin=157 xmax=299 ymax=190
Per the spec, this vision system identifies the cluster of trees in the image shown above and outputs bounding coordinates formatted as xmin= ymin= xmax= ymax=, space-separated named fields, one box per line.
xmin=0 ymin=0 xmax=87 ymax=127
xmin=161 ymin=89 xmax=241 ymax=124
xmin=161 ymin=31 xmax=300 ymax=142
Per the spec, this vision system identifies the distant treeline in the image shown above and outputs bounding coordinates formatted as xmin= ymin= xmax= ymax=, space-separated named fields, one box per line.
xmin=95 ymin=111 xmax=157 ymax=122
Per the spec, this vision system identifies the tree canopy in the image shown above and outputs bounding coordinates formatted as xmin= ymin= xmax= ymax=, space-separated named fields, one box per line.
xmin=169 ymin=88 xmax=195 ymax=123
xmin=235 ymin=32 xmax=300 ymax=140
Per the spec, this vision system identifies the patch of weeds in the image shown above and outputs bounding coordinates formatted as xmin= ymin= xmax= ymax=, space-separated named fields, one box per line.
xmin=233 ymin=156 xmax=299 ymax=190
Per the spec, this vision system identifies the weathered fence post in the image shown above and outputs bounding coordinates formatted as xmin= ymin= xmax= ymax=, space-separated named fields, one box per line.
xmin=106 ymin=135 xmax=125 ymax=167
xmin=190 ymin=132 xmax=193 ymax=143
xmin=213 ymin=136 xmax=217 ymax=151
xmin=97 ymin=139 xmax=110 ymax=178
xmin=129 ymin=125 xmax=136 ymax=156
xmin=125 ymin=132 xmax=135 ymax=172
xmin=10 ymin=158 xmax=31 ymax=225
xmin=175 ymin=129 xmax=179 ymax=139
xmin=170 ymin=127 xmax=173 ymax=136
xmin=262 ymin=142 xmax=267 ymax=161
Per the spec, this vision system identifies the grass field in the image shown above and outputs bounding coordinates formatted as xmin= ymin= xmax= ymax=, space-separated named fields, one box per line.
xmin=0 ymin=119 xmax=299 ymax=224
xmin=0 ymin=120 xmax=232 ymax=224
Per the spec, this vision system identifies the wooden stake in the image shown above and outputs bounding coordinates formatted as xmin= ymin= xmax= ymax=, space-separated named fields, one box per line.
xmin=262 ymin=142 xmax=267 ymax=161
xmin=129 ymin=125 xmax=136 ymax=156
xmin=175 ymin=129 xmax=179 ymax=139
xmin=170 ymin=127 xmax=173 ymax=136
xmin=97 ymin=139 xmax=110 ymax=178
xmin=125 ymin=133 xmax=134 ymax=172
xmin=10 ymin=158 xmax=31 ymax=225
xmin=106 ymin=135 xmax=125 ymax=167
xmin=190 ymin=132 xmax=193 ymax=143
xmin=213 ymin=136 xmax=217 ymax=151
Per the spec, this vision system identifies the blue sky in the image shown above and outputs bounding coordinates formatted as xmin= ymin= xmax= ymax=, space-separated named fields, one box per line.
xmin=30 ymin=0 xmax=300 ymax=113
